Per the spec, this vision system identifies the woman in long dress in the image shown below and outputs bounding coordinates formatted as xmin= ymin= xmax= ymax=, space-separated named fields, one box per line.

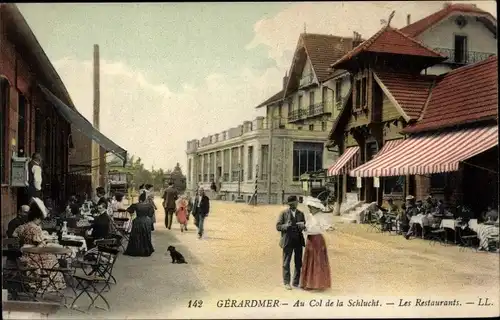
xmin=145 ymin=184 xmax=157 ymax=231
xmin=13 ymin=200 xmax=66 ymax=293
xmin=124 ymin=192 xmax=155 ymax=257
xmin=300 ymin=197 xmax=332 ymax=291
xmin=176 ymin=196 xmax=189 ymax=232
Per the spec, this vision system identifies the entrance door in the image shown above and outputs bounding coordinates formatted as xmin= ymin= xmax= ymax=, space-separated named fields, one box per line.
xmin=364 ymin=142 xmax=379 ymax=203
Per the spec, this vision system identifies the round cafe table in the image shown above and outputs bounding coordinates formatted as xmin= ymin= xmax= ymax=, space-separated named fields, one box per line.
xmin=21 ymin=246 xmax=73 ymax=302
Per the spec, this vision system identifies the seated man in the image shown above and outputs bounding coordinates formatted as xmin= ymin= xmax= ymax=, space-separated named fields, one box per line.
xmin=423 ymin=195 xmax=436 ymax=214
xmin=6 ymin=205 xmax=30 ymax=238
xmin=361 ymin=202 xmax=385 ymax=223
xmin=483 ymin=206 xmax=499 ymax=223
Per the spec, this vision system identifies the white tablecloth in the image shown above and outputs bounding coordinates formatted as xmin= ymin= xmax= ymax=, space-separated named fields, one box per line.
xmin=472 ymin=224 xmax=499 ymax=250
xmin=61 ymin=235 xmax=87 ymax=258
xmin=440 ymin=219 xmax=458 ymax=229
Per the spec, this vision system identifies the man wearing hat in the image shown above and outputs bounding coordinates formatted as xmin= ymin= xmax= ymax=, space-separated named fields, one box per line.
xmin=276 ymin=195 xmax=306 ymax=290
xmin=6 ymin=204 xmax=30 ymax=238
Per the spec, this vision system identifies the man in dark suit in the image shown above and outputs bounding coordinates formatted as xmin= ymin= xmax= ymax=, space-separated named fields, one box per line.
xmin=276 ymin=195 xmax=306 ymax=290
xmin=162 ymin=182 xmax=179 ymax=230
xmin=193 ymin=188 xmax=210 ymax=239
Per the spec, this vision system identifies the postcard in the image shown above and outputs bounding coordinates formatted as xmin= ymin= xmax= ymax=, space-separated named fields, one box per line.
xmin=1 ymin=1 xmax=498 ymax=319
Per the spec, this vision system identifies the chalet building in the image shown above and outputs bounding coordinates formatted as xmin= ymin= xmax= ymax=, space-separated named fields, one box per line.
xmin=0 ymin=4 xmax=126 ymax=234
xmin=186 ymin=33 xmax=357 ymax=203
xmin=325 ymin=17 xmax=498 ymax=216
xmin=401 ymin=3 xmax=497 ymax=75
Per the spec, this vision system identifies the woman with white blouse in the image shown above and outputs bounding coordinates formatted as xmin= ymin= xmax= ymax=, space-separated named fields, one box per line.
xmin=299 ymin=197 xmax=332 ymax=291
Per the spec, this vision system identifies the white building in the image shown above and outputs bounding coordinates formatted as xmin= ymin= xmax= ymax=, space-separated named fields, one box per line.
xmin=186 ymin=33 xmax=356 ymax=203
xmin=400 ymin=3 xmax=497 ymax=75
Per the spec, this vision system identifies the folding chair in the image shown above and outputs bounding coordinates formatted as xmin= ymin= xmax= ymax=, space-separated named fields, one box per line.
xmin=2 ymin=239 xmax=42 ymax=301
xmin=112 ymin=217 xmax=130 ymax=251
xmin=76 ymin=239 xmax=118 ymax=286
xmin=70 ymin=246 xmax=119 ymax=311
xmin=427 ymin=228 xmax=447 ymax=246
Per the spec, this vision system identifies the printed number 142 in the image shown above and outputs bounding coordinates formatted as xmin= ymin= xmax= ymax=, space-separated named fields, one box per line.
xmin=188 ymin=300 xmax=203 ymax=308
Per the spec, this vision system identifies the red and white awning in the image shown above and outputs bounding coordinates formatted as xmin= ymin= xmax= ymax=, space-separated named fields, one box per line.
xmin=349 ymin=126 xmax=498 ymax=177
xmin=373 ymin=139 xmax=404 ymax=159
xmin=327 ymin=146 xmax=360 ymax=176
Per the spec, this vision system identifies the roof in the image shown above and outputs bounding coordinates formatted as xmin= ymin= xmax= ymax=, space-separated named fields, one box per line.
xmin=331 ymin=25 xmax=445 ymax=69
xmin=374 ymin=71 xmax=437 ymax=120
xmin=2 ymin=4 xmax=77 ymax=111
xmin=404 ymin=55 xmax=498 ymax=133
xmin=301 ymin=33 xmax=354 ymax=82
xmin=255 ymin=90 xmax=283 ymax=109
xmin=283 ymin=33 xmax=353 ymax=97
xmin=400 ymin=3 xmax=496 ymax=38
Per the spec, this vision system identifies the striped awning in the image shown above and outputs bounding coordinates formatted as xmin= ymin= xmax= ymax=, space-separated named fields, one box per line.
xmin=327 ymin=146 xmax=360 ymax=176
xmin=373 ymin=139 xmax=404 ymax=159
xmin=349 ymin=126 xmax=498 ymax=177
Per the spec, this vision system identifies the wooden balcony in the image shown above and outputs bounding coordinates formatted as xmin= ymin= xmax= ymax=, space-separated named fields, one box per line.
xmin=288 ymin=102 xmax=330 ymax=123
xmin=433 ymin=47 xmax=495 ymax=65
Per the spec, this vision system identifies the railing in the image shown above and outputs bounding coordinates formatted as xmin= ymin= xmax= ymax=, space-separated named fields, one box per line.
xmin=433 ymin=47 xmax=495 ymax=65
xmin=288 ymin=102 xmax=329 ymax=122
xmin=299 ymin=74 xmax=315 ymax=88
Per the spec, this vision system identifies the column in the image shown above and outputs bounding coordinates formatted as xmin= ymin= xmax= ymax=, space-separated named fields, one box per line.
xmin=229 ymin=149 xmax=233 ymax=181
xmin=200 ymin=154 xmax=204 ymax=183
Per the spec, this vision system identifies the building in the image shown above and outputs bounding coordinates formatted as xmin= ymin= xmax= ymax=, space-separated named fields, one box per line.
xmin=401 ymin=3 xmax=497 ymax=75
xmin=186 ymin=33 xmax=359 ymax=203
xmin=0 ymin=4 xmax=126 ymax=233
xmin=325 ymin=8 xmax=497 ymax=214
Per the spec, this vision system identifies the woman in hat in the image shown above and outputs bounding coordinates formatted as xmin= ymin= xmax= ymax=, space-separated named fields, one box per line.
xmin=300 ymin=197 xmax=332 ymax=291
xmin=13 ymin=199 xmax=66 ymax=293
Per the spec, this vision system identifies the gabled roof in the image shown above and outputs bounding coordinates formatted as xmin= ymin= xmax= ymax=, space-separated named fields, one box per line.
xmin=283 ymin=33 xmax=353 ymax=97
xmin=400 ymin=3 xmax=497 ymax=38
xmin=374 ymin=71 xmax=437 ymax=120
xmin=404 ymin=56 xmax=498 ymax=133
xmin=301 ymin=33 xmax=354 ymax=82
xmin=331 ymin=25 xmax=445 ymax=69
xmin=255 ymin=90 xmax=284 ymax=109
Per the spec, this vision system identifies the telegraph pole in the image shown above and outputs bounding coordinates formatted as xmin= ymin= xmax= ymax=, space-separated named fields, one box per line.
xmin=267 ymin=116 xmax=274 ymax=203
xmin=92 ymin=44 xmax=101 ymax=198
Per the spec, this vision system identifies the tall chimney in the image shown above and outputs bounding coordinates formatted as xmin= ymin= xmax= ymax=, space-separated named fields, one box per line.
xmin=283 ymin=72 xmax=288 ymax=90
xmin=406 ymin=14 xmax=411 ymax=26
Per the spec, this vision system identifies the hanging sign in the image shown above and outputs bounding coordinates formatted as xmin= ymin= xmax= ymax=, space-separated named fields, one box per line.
xmin=356 ymin=177 xmax=362 ymax=188
xmin=373 ymin=177 xmax=380 ymax=188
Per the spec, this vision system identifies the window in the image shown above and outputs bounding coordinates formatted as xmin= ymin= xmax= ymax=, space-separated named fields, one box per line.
xmin=261 ymin=145 xmax=269 ymax=180
xmin=321 ymin=122 xmax=327 ymax=131
xmin=187 ymin=159 xmax=192 ymax=183
xmin=454 ymin=35 xmax=468 ymax=63
xmin=430 ymin=173 xmax=446 ymax=190
xmin=309 ymin=124 xmax=314 ymax=131
xmin=298 ymin=95 xmax=303 ymax=109
xmin=361 ymin=78 xmax=367 ymax=107
xmin=1 ymin=78 xmax=9 ymax=183
xmin=292 ymin=142 xmax=323 ymax=181
xmin=309 ymin=91 xmax=315 ymax=107
xmin=355 ymin=80 xmax=361 ymax=108
xmin=335 ymin=80 xmax=342 ymax=103
xmin=365 ymin=142 xmax=378 ymax=162
xmin=18 ymin=92 xmax=27 ymax=156
xmin=35 ymin=109 xmax=42 ymax=153
xmin=231 ymin=147 xmax=239 ymax=181
xmin=322 ymin=87 xmax=328 ymax=103
xmin=247 ymin=146 xmax=253 ymax=180
xmin=383 ymin=176 xmax=405 ymax=194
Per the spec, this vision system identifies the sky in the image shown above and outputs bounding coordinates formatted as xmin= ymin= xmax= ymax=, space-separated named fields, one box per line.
xmin=17 ymin=1 xmax=497 ymax=171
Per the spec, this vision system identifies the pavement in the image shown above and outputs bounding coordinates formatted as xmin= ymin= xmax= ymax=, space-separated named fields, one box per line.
xmin=48 ymin=198 xmax=499 ymax=319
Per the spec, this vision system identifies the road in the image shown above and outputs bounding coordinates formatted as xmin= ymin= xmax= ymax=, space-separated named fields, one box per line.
xmin=51 ymin=198 xmax=499 ymax=319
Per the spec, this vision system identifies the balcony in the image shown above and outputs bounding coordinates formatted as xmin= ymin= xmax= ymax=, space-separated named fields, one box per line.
xmin=288 ymin=102 xmax=330 ymax=123
xmin=299 ymin=73 xmax=315 ymax=88
xmin=433 ymin=47 xmax=495 ymax=65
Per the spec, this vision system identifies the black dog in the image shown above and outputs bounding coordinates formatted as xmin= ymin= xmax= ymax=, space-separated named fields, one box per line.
xmin=166 ymin=246 xmax=187 ymax=264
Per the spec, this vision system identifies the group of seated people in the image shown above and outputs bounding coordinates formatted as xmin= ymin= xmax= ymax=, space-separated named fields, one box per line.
xmin=362 ymin=194 xmax=499 ymax=242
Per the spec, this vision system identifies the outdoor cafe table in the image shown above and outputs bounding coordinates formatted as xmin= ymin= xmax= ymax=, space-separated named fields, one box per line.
xmin=20 ymin=246 xmax=73 ymax=303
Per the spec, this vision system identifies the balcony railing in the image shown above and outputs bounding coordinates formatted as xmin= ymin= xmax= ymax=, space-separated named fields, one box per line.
xmin=288 ymin=102 xmax=329 ymax=122
xmin=299 ymin=74 xmax=315 ymax=88
xmin=433 ymin=47 xmax=495 ymax=65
